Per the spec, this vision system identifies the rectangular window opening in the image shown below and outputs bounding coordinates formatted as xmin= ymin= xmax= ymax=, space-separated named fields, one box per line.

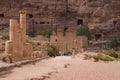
xmin=29 ymin=14 xmax=33 ymax=18
xmin=77 ymin=19 xmax=83 ymax=25
xmin=0 ymin=13 xmax=4 ymax=18
xmin=40 ymin=22 xmax=45 ymax=24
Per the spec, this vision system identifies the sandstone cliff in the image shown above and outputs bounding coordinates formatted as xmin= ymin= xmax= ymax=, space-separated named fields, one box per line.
xmin=0 ymin=0 xmax=119 ymax=39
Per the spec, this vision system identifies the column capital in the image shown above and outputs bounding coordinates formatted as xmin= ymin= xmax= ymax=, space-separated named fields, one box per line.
xmin=19 ymin=10 xmax=27 ymax=14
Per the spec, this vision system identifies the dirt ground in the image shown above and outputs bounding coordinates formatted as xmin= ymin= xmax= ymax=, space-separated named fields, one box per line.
xmin=0 ymin=55 xmax=120 ymax=80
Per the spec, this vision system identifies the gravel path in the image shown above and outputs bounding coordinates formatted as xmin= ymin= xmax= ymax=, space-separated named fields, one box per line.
xmin=0 ymin=56 xmax=120 ymax=80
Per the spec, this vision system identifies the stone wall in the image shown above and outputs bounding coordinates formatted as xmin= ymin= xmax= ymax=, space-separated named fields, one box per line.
xmin=50 ymin=28 xmax=88 ymax=53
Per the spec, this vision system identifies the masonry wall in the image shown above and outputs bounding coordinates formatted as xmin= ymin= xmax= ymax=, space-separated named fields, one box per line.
xmin=50 ymin=28 xmax=88 ymax=53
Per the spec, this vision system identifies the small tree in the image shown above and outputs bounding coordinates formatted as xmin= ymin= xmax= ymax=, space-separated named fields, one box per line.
xmin=110 ymin=37 xmax=118 ymax=49
xmin=109 ymin=32 xmax=120 ymax=49
xmin=28 ymin=31 xmax=37 ymax=37
xmin=1 ymin=34 xmax=9 ymax=40
xmin=77 ymin=25 xmax=91 ymax=40
xmin=27 ymin=39 xmax=37 ymax=51
xmin=47 ymin=45 xmax=60 ymax=57
xmin=37 ymin=30 xmax=51 ymax=38
xmin=106 ymin=49 xmax=118 ymax=58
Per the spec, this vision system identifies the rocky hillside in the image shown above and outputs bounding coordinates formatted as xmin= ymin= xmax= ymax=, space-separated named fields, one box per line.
xmin=0 ymin=0 xmax=120 ymax=39
xmin=73 ymin=0 xmax=120 ymax=38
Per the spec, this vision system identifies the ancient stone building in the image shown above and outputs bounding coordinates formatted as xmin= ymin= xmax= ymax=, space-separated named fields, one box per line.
xmin=50 ymin=27 xmax=88 ymax=53
xmin=5 ymin=10 xmax=33 ymax=62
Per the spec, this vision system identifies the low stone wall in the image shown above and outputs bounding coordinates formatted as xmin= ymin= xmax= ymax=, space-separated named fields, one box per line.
xmin=0 ymin=56 xmax=49 ymax=72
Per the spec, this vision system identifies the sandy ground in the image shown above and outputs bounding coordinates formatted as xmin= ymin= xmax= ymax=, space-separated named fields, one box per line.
xmin=0 ymin=56 xmax=120 ymax=80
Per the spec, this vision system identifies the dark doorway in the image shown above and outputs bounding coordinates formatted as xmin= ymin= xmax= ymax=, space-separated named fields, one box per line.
xmin=55 ymin=39 xmax=57 ymax=42
xmin=29 ymin=14 xmax=33 ymax=18
xmin=35 ymin=22 xmax=38 ymax=24
xmin=64 ymin=27 xmax=68 ymax=31
xmin=47 ymin=22 xmax=50 ymax=24
xmin=63 ymin=27 xmax=68 ymax=36
xmin=0 ymin=13 xmax=4 ymax=18
xmin=77 ymin=19 xmax=83 ymax=25
xmin=95 ymin=34 xmax=102 ymax=41
xmin=40 ymin=22 xmax=45 ymax=24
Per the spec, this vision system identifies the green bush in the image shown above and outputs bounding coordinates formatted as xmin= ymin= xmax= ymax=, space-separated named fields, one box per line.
xmin=92 ymin=54 xmax=102 ymax=61
xmin=101 ymin=56 xmax=114 ymax=61
xmin=106 ymin=49 xmax=118 ymax=58
xmin=117 ymin=53 xmax=120 ymax=58
xmin=47 ymin=45 xmax=60 ymax=57
xmin=110 ymin=37 xmax=118 ymax=49
xmin=1 ymin=34 xmax=9 ymax=40
xmin=77 ymin=24 xmax=91 ymax=40
xmin=27 ymin=40 xmax=37 ymax=46
xmin=28 ymin=32 xmax=37 ymax=37
xmin=92 ymin=54 xmax=114 ymax=61
xmin=28 ymin=30 xmax=51 ymax=38
xmin=37 ymin=30 xmax=51 ymax=38
xmin=109 ymin=32 xmax=120 ymax=49
xmin=27 ymin=39 xmax=37 ymax=51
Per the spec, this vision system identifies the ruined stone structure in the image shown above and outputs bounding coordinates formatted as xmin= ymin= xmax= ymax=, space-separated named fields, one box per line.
xmin=50 ymin=27 xmax=88 ymax=53
xmin=5 ymin=10 xmax=33 ymax=62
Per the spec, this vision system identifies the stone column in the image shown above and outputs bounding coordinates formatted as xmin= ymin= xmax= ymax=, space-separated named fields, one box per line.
xmin=9 ymin=19 xmax=18 ymax=42
xmin=19 ymin=10 xmax=27 ymax=43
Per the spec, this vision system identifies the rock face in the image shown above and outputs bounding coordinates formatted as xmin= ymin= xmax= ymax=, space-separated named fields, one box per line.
xmin=0 ymin=0 xmax=68 ymax=32
xmin=5 ymin=10 xmax=33 ymax=62
xmin=0 ymin=0 xmax=120 ymax=40
xmin=74 ymin=0 xmax=120 ymax=40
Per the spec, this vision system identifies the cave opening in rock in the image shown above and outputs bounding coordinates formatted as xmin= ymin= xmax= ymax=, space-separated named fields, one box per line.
xmin=0 ymin=13 xmax=4 ymax=18
xmin=95 ymin=34 xmax=102 ymax=41
xmin=40 ymin=22 xmax=45 ymax=24
xmin=77 ymin=19 xmax=83 ymax=25
xmin=55 ymin=39 xmax=57 ymax=42
xmin=64 ymin=27 xmax=68 ymax=31
xmin=29 ymin=14 xmax=33 ymax=18
xmin=63 ymin=27 xmax=68 ymax=36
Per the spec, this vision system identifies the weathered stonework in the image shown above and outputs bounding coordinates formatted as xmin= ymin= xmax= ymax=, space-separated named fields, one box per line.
xmin=50 ymin=27 xmax=88 ymax=53
xmin=5 ymin=10 xmax=33 ymax=62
